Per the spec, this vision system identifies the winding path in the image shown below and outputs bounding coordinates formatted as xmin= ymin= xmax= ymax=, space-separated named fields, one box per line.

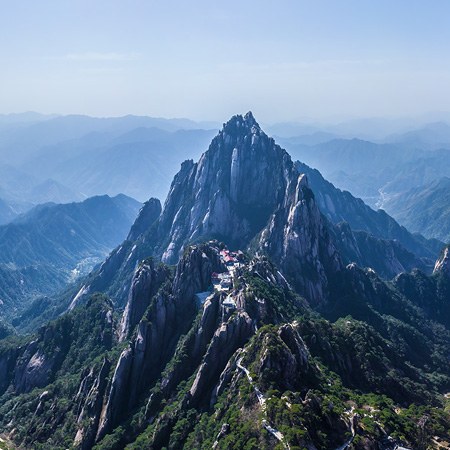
xmin=333 ymin=408 xmax=356 ymax=450
xmin=236 ymin=357 xmax=290 ymax=449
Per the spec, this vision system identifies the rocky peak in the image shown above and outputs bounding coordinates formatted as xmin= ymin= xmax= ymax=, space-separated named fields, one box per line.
xmin=259 ymin=171 xmax=342 ymax=304
xmin=221 ymin=111 xmax=260 ymax=135
xmin=152 ymin=112 xmax=297 ymax=263
xmin=433 ymin=245 xmax=450 ymax=277
xmin=172 ymin=244 xmax=226 ymax=300
xmin=132 ymin=112 xmax=342 ymax=305
xmin=119 ymin=258 xmax=171 ymax=341
xmin=127 ymin=198 xmax=161 ymax=241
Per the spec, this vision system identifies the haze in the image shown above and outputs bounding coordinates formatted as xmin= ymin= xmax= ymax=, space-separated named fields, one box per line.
xmin=2 ymin=0 xmax=450 ymax=122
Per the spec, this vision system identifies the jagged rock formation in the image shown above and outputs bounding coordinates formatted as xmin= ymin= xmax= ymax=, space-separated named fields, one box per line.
xmin=390 ymin=245 xmax=450 ymax=328
xmin=0 ymin=242 xmax=449 ymax=449
xmin=97 ymin=244 xmax=224 ymax=439
xmin=295 ymin=161 xmax=442 ymax=261
xmin=119 ymin=258 xmax=170 ymax=340
xmin=66 ymin=112 xmax=438 ymax=313
xmin=259 ymin=173 xmax=342 ymax=303
xmin=152 ymin=112 xmax=298 ymax=262
xmin=74 ymin=358 xmax=111 ymax=450
xmin=128 ymin=113 xmax=344 ymax=305
xmin=127 ymin=197 xmax=161 ymax=241
xmin=188 ymin=311 xmax=253 ymax=407
xmin=434 ymin=245 xmax=450 ymax=277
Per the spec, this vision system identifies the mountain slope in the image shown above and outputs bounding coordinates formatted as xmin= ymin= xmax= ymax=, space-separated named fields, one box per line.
xmin=280 ymin=137 xmax=450 ymax=210
xmin=382 ymin=176 xmax=450 ymax=242
xmin=295 ymin=161 xmax=442 ymax=274
xmin=0 ymin=242 xmax=448 ymax=449
xmin=0 ymin=194 xmax=141 ymax=319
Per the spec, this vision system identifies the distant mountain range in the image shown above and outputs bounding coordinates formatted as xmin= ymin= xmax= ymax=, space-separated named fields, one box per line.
xmin=382 ymin=176 xmax=450 ymax=242
xmin=0 ymin=115 xmax=218 ymax=223
xmin=0 ymin=194 xmax=140 ymax=319
xmin=279 ymin=137 xmax=450 ymax=214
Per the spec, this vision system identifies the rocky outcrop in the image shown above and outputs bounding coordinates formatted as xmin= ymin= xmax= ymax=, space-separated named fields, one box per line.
xmin=259 ymin=174 xmax=342 ymax=304
xmin=14 ymin=342 xmax=59 ymax=394
xmin=153 ymin=112 xmax=296 ymax=264
xmin=127 ymin=198 xmax=161 ymax=241
xmin=74 ymin=358 xmax=111 ymax=449
xmin=188 ymin=311 xmax=254 ymax=407
xmin=433 ymin=245 xmax=450 ymax=277
xmin=97 ymin=287 xmax=181 ymax=440
xmin=172 ymin=244 xmax=225 ymax=300
xmin=97 ymin=244 xmax=221 ymax=440
xmin=253 ymin=323 xmax=314 ymax=391
xmin=119 ymin=259 xmax=171 ymax=340
xmin=132 ymin=113 xmax=344 ymax=306
xmin=96 ymin=347 xmax=133 ymax=441
xmin=295 ymin=161 xmax=442 ymax=261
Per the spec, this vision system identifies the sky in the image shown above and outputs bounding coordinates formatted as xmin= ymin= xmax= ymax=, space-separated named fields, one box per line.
xmin=2 ymin=0 xmax=450 ymax=122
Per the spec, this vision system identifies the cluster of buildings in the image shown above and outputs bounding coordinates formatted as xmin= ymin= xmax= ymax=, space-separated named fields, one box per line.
xmin=211 ymin=271 xmax=233 ymax=291
xmin=211 ymin=248 xmax=244 ymax=291
xmin=209 ymin=246 xmax=247 ymax=310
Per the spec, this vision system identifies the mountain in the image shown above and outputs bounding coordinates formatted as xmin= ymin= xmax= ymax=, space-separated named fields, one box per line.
xmin=278 ymin=138 xmax=422 ymax=205
xmin=0 ymin=198 xmax=20 ymax=225
xmin=0 ymin=114 xmax=219 ymax=165
xmin=19 ymin=127 xmax=216 ymax=202
xmin=0 ymin=194 xmax=141 ymax=319
xmin=279 ymin=137 xmax=450 ymax=211
xmin=69 ymin=113 xmax=343 ymax=307
xmin=382 ymin=177 xmax=450 ymax=242
xmin=295 ymin=161 xmax=442 ymax=272
xmin=0 ymin=112 xmax=448 ymax=449
xmin=0 ymin=164 xmax=85 ymax=223
xmin=68 ymin=113 xmax=441 ymax=316
xmin=0 ymin=115 xmax=218 ymax=208
xmin=387 ymin=121 xmax=450 ymax=149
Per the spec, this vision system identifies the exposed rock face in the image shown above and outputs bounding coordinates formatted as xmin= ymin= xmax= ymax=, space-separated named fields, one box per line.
xmin=153 ymin=112 xmax=295 ymax=263
xmin=434 ymin=245 xmax=450 ymax=277
xmin=127 ymin=197 xmax=161 ymax=241
xmin=119 ymin=259 xmax=171 ymax=340
xmin=259 ymin=174 xmax=342 ymax=304
xmin=74 ymin=358 xmax=111 ymax=450
xmin=14 ymin=342 xmax=59 ymax=394
xmin=252 ymin=323 xmax=314 ymax=391
xmin=97 ymin=291 xmax=179 ymax=439
xmin=96 ymin=347 xmax=133 ymax=441
xmin=97 ymin=244 xmax=222 ymax=439
xmin=295 ymin=161 xmax=442 ymax=261
xmin=188 ymin=311 xmax=253 ymax=407
xmin=172 ymin=244 xmax=225 ymax=300
xmin=129 ymin=112 xmax=343 ymax=305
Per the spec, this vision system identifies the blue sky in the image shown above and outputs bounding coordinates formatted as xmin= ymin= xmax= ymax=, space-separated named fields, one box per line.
xmin=1 ymin=0 xmax=450 ymax=122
